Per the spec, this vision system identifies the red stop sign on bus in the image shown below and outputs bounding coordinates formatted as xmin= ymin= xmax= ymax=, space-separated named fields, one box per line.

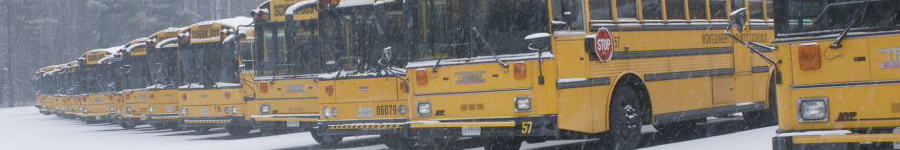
xmin=595 ymin=28 xmax=614 ymax=62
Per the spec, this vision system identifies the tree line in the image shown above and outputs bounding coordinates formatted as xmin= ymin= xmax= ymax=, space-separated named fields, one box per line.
xmin=1 ymin=0 xmax=266 ymax=107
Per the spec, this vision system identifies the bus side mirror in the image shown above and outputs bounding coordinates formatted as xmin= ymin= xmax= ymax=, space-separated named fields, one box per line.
xmin=729 ymin=8 xmax=748 ymax=33
xmin=524 ymin=33 xmax=551 ymax=51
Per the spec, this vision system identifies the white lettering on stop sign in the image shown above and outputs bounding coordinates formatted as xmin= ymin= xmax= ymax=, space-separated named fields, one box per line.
xmin=595 ymin=27 xmax=614 ymax=62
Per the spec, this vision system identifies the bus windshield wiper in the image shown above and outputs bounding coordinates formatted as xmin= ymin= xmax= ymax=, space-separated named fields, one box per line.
xmin=472 ymin=27 xmax=509 ymax=68
xmin=831 ymin=0 xmax=871 ymax=49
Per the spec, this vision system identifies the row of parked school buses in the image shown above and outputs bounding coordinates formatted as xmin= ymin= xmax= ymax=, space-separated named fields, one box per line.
xmin=31 ymin=0 xmax=900 ymax=149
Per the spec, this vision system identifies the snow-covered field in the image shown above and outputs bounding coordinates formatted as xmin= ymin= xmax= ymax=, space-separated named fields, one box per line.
xmin=0 ymin=107 xmax=776 ymax=150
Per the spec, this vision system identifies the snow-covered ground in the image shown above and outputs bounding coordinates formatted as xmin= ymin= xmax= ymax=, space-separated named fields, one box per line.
xmin=0 ymin=107 xmax=776 ymax=150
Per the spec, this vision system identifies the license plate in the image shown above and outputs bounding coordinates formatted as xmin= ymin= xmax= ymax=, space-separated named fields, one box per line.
xmin=893 ymin=128 xmax=900 ymax=149
xmin=286 ymin=121 xmax=301 ymax=127
xmin=461 ymin=127 xmax=481 ymax=136
xmin=358 ymin=107 xmax=373 ymax=118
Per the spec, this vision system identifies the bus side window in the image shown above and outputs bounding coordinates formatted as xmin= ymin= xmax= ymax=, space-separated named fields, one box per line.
xmin=666 ymin=0 xmax=686 ymax=20
xmin=552 ymin=0 xmax=586 ymax=31
xmin=617 ymin=0 xmax=638 ymax=21
xmin=688 ymin=0 xmax=708 ymax=21
xmin=710 ymin=0 xmax=727 ymax=20
xmin=749 ymin=0 xmax=764 ymax=20
xmin=590 ymin=0 xmax=613 ymax=20
xmin=731 ymin=0 xmax=745 ymax=13
xmin=642 ymin=0 xmax=662 ymax=21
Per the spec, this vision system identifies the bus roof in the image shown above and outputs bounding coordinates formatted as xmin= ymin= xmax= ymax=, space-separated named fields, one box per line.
xmin=191 ymin=16 xmax=253 ymax=29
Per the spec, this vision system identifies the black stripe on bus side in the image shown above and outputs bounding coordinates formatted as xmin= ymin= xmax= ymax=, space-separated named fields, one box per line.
xmin=752 ymin=66 xmax=770 ymax=73
xmin=591 ymin=24 xmax=772 ymax=32
xmin=613 ymin=47 xmax=733 ymax=59
xmin=557 ymin=77 xmax=611 ymax=89
xmin=244 ymin=97 xmax=318 ymax=101
xmin=792 ymin=79 xmax=900 ymax=89
xmin=583 ymin=41 xmax=733 ymax=60
xmin=644 ymin=68 xmax=735 ymax=82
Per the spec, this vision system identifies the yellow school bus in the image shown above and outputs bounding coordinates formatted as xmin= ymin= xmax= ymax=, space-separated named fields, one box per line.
xmin=310 ymin=0 xmax=413 ymax=147
xmin=398 ymin=0 xmax=776 ymax=149
xmin=60 ymin=61 xmax=82 ymax=119
xmin=143 ymin=27 xmax=185 ymax=130
xmin=76 ymin=46 xmax=122 ymax=124
xmin=119 ymin=38 xmax=156 ymax=129
xmin=34 ymin=65 xmax=62 ymax=115
xmin=176 ymin=17 xmax=254 ymax=136
xmin=241 ymin=0 xmax=321 ymax=136
xmin=764 ymin=0 xmax=900 ymax=149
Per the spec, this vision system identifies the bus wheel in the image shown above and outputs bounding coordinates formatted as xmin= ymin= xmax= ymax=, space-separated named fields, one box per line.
xmin=481 ymin=138 xmax=523 ymax=150
xmin=605 ymin=85 xmax=642 ymax=150
xmin=311 ymin=130 xmax=342 ymax=147
xmin=227 ymin=126 xmax=251 ymax=137
xmin=381 ymin=134 xmax=415 ymax=149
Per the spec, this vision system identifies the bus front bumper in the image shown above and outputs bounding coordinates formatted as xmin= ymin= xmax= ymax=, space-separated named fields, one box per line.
xmin=179 ymin=116 xmax=247 ymax=128
xmin=145 ymin=113 xmax=180 ymax=124
xmin=409 ymin=116 xmax=557 ymax=139
xmin=250 ymin=114 xmax=319 ymax=130
xmin=774 ymin=131 xmax=900 ymax=150
xmin=316 ymin=119 xmax=409 ymax=137
xmin=78 ymin=113 xmax=110 ymax=121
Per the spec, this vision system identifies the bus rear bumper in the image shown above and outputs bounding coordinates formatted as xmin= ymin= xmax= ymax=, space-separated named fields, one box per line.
xmin=774 ymin=132 xmax=900 ymax=150
xmin=410 ymin=116 xmax=558 ymax=139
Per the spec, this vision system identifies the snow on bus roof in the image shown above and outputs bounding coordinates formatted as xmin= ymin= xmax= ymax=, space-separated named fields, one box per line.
xmin=125 ymin=43 xmax=146 ymax=52
xmin=191 ymin=16 xmax=253 ymax=28
xmin=156 ymin=38 xmax=178 ymax=49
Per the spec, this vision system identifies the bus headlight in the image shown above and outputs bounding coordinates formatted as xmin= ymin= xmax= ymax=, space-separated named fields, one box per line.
xmin=231 ymin=107 xmax=239 ymax=114
xmin=417 ymin=102 xmax=432 ymax=116
xmin=323 ymin=107 xmax=332 ymax=118
xmin=166 ymin=106 xmax=175 ymax=112
xmin=126 ymin=107 xmax=133 ymax=113
xmin=109 ymin=107 xmax=115 ymax=112
xmin=398 ymin=105 xmax=407 ymax=115
xmin=515 ymin=97 xmax=532 ymax=111
xmin=181 ymin=108 xmax=188 ymax=115
xmin=330 ymin=107 xmax=337 ymax=118
xmin=799 ymin=98 xmax=829 ymax=122
xmin=148 ymin=106 xmax=156 ymax=113
xmin=260 ymin=105 xmax=271 ymax=115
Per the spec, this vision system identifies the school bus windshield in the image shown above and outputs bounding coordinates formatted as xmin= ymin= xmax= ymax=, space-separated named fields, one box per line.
xmin=148 ymin=47 xmax=178 ymax=88
xmin=410 ymin=0 xmax=549 ymax=62
xmin=318 ymin=3 xmax=410 ymax=73
xmin=178 ymin=44 xmax=239 ymax=87
xmin=775 ymin=0 xmax=900 ymax=37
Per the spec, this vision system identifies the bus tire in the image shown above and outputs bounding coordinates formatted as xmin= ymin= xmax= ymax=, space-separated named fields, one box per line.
xmin=311 ymin=130 xmax=342 ymax=147
xmin=481 ymin=137 xmax=523 ymax=150
xmin=381 ymin=134 xmax=415 ymax=150
xmin=605 ymin=85 xmax=642 ymax=150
